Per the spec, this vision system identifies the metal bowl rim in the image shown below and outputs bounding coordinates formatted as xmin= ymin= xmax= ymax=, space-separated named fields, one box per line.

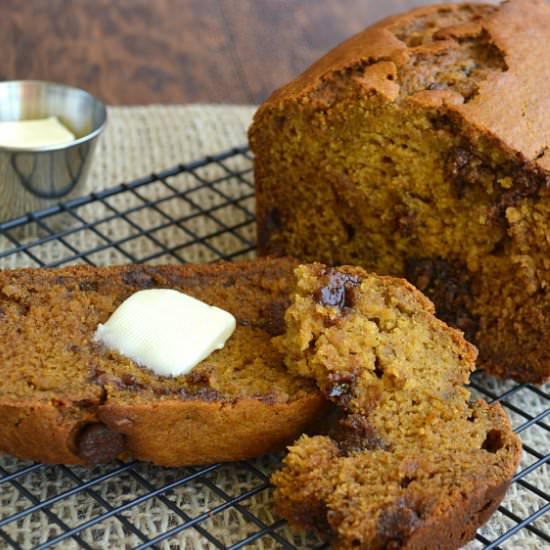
xmin=0 ymin=80 xmax=107 ymax=153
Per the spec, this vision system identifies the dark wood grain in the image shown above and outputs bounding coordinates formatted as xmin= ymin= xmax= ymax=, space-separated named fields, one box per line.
xmin=0 ymin=0 xmax=248 ymax=104
xmin=220 ymin=0 xmax=439 ymax=103
xmin=0 ymin=0 xmax=444 ymax=104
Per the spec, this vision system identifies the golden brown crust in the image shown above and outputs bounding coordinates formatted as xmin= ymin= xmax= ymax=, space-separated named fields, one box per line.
xmin=1 ymin=401 xmax=98 ymax=464
xmin=0 ymin=392 xmax=326 ymax=466
xmin=276 ymin=455 xmax=513 ymax=550
xmin=456 ymin=0 xmax=550 ymax=169
xmin=0 ymin=258 xmax=328 ymax=465
xmin=394 ymin=477 xmax=511 ymax=550
xmin=253 ymin=0 xmax=550 ymax=168
xmin=98 ymin=393 xmax=325 ymax=467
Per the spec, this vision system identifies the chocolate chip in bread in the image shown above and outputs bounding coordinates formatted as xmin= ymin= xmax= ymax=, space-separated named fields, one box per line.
xmin=250 ymin=0 xmax=550 ymax=384
xmin=272 ymin=264 xmax=521 ymax=550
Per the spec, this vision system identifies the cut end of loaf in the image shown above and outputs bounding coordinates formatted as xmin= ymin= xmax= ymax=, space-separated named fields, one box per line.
xmin=250 ymin=0 xmax=550 ymax=384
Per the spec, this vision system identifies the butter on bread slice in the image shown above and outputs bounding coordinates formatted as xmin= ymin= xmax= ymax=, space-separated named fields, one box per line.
xmin=0 ymin=258 xmax=326 ymax=466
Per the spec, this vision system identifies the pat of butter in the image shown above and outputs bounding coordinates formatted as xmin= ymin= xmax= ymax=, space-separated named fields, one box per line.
xmin=94 ymin=289 xmax=236 ymax=377
xmin=0 ymin=117 xmax=75 ymax=148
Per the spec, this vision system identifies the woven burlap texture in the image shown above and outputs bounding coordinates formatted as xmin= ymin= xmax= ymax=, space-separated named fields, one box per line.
xmin=0 ymin=105 xmax=548 ymax=550
xmin=87 ymin=105 xmax=256 ymax=188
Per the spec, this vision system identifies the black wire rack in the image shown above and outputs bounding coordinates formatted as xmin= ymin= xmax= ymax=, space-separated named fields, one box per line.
xmin=0 ymin=146 xmax=548 ymax=550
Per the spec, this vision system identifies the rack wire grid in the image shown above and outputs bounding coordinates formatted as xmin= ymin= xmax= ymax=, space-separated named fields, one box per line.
xmin=0 ymin=145 xmax=548 ymax=550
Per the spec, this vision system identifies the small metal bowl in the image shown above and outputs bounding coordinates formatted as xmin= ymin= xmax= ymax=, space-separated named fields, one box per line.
xmin=0 ymin=81 xmax=107 ymax=221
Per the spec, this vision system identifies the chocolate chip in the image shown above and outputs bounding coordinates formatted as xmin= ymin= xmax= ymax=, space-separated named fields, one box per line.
xmin=179 ymin=387 xmax=221 ymax=401
xmin=430 ymin=114 xmax=453 ymax=131
xmin=88 ymin=364 xmax=107 ymax=384
xmin=90 ymin=369 xmax=146 ymax=392
xmin=449 ymin=146 xmax=547 ymax=219
xmin=405 ymin=257 xmax=479 ymax=342
xmin=79 ymin=280 xmax=98 ymax=292
xmin=92 ymin=371 xmax=120 ymax=387
xmin=237 ymin=301 xmax=288 ymax=336
xmin=373 ymin=357 xmax=384 ymax=379
xmin=481 ymin=429 xmax=504 ymax=453
xmin=326 ymin=370 xmax=357 ymax=410
xmin=310 ymin=505 xmax=334 ymax=541
xmin=261 ymin=299 xmax=289 ymax=336
xmin=122 ymin=267 xmax=155 ymax=288
xmin=399 ymin=476 xmax=415 ymax=488
xmin=256 ymin=207 xmax=282 ymax=251
xmin=331 ymin=413 xmax=386 ymax=454
xmin=496 ymin=169 xmax=543 ymax=213
xmin=396 ymin=209 xmax=417 ymax=237
xmin=343 ymin=221 xmax=356 ymax=242
xmin=448 ymin=147 xmax=476 ymax=199
xmin=377 ymin=497 xmax=421 ymax=544
xmin=76 ymin=423 xmax=125 ymax=464
xmin=448 ymin=146 xmax=496 ymax=199
xmin=316 ymin=270 xmax=360 ymax=309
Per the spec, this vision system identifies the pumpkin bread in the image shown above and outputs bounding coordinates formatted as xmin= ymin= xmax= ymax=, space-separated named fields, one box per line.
xmin=0 ymin=258 xmax=327 ymax=466
xmin=272 ymin=264 xmax=522 ymax=549
xmin=249 ymin=0 xmax=550 ymax=383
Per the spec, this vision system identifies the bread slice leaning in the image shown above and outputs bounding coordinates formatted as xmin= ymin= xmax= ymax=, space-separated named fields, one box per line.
xmin=273 ymin=264 xmax=522 ymax=550
xmin=0 ymin=258 xmax=326 ymax=466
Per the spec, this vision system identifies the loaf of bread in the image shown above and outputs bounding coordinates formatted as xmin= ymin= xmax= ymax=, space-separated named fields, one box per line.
xmin=0 ymin=258 xmax=327 ymax=466
xmin=249 ymin=0 xmax=550 ymax=383
xmin=273 ymin=264 xmax=522 ymax=550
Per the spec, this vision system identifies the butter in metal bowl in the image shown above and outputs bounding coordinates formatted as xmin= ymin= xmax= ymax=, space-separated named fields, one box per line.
xmin=0 ymin=116 xmax=75 ymax=148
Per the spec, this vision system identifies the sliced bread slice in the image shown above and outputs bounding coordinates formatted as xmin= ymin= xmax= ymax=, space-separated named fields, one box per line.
xmin=0 ymin=258 xmax=326 ymax=466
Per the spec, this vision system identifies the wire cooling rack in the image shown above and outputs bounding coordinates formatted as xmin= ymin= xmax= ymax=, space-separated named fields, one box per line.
xmin=0 ymin=146 xmax=548 ymax=550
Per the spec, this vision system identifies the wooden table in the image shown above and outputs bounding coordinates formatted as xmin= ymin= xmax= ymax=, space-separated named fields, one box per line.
xmin=1 ymin=0 xmax=440 ymax=104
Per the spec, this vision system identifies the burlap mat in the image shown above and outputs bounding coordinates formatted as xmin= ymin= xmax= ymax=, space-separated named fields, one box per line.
xmin=87 ymin=105 xmax=256 ymax=189
xmin=0 ymin=105 xmax=548 ymax=549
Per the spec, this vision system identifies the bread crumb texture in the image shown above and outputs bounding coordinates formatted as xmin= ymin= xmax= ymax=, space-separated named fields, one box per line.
xmin=250 ymin=0 xmax=550 ymax=383
xmin=273 ymin=264 xmax=522 ymax=550
xmin=0 ymin=259 xmax=326 ymax=465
